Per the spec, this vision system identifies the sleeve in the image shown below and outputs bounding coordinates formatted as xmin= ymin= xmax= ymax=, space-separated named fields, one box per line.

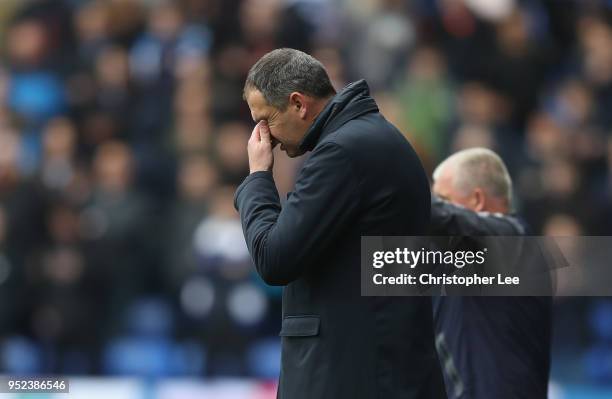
xmin=429 ymin=195 xmax=524 ymax=236
xmin=234 ymin=142 xmax=360 ymax=285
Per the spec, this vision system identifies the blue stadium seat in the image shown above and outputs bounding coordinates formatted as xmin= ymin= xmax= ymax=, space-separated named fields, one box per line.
xmin=103 ymin=337 xmax=205 ymax=377
xmin=589 ymin=300 xmax=612 ymax=342
xmin=246 ymin=338 xmax=281 ymax=379
xmin=0 ymin=336 xmax=42 ymax=374
xmin=104 ymin=297 xmax=205 ymax=377
xmin=125 ymin=297 xmax=174 ymax=338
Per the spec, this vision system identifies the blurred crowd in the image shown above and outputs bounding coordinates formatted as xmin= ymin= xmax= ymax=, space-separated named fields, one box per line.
xmin=0 ymin=0 xmax=611 ymax=384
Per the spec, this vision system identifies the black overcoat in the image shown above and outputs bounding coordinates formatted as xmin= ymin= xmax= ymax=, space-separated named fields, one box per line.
xmin=235 ymin=80 xmax=446 ymax=399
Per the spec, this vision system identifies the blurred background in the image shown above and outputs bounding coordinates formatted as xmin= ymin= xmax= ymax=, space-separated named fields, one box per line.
xmin=0 ymin=0 xmax=611 ymax=398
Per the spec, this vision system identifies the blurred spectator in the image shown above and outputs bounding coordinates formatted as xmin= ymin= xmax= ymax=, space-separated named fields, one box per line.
xmin=239 ymin=0 xmax=282 ymax=50
xmin=451 ymin=124 xmax=495 ymax=152
xmin=172 ymin=113 xmax=213 ymax=155
xmin=129 ymin=1 xmax=211 ymax=86
xmin=312 ymin=46 xmax=348 ymax=90
xmin=162 ymin=155 xmax=218 ymax=291
xmin=73 ymin=1 xmax=111 ymax=67
xmin=192 ymin=185 xmax=249 ymax=277
xmin=394 ymin=46 xmax=454 ymax=166
xmin=38 ymin=117 xmax=78 ymax=192
xmin=6 ymin=18 xmax=66 ymax=128
xmin=94 ymin=46 xmax=131 ymax=120
xmin=0 ymin=204 xmax=19 ymax=336
xmin=80 ymin=141 xmax=154 ymax=337
xmin=343 ymin=0 xmax=416 ymax=90
xmin=214 ymin=121 xmax=250 ymax=185
xmin=484 ymin=7 xmax=553 ymax=127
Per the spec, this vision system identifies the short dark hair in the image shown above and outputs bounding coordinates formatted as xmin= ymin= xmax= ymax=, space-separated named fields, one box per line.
xmin=244 ymin=48 xmax=336 ymax=110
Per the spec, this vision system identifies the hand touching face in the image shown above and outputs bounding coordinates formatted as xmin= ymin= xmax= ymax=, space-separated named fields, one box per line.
xmin=247 ymin=120 xmax=274 ymax=174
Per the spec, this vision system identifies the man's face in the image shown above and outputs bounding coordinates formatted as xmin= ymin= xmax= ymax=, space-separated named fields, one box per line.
xmin=245 ymin=89 xmax=308 ymax=158
xmin=432 ymin=165 xmax=478 ymax=211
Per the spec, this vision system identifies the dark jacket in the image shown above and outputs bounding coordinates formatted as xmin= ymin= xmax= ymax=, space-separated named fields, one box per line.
xmin=430 ymin=197 xmax=552 ymax=399
xmin=235 ymin=80 xmax=446 ymax=399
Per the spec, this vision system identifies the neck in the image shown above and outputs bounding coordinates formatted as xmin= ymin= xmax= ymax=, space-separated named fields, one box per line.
xmin=483 ymin=198 xmax=510 ymax=214
xmin=309 ymin=95 xmax=334 ymax=122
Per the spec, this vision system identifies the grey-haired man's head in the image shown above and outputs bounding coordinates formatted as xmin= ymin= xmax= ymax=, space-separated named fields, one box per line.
xmin=433 ymin=148 xmax=513 ymax=214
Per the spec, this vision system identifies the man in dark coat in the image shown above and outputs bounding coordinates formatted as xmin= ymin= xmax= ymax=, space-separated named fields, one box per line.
xmin=234 ymin=48 xmax=446 ymax=399
xmin=429 ymin=148 xmax=552 ymax=399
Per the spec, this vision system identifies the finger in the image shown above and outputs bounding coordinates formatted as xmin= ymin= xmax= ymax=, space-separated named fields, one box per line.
xmin=249 ymin=122 xmax=261 ymax=143
xmin=259 ymin=121 xmax=271 ymax=143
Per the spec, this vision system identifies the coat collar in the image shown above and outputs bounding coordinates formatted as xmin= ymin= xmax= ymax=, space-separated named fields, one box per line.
xmin=299 ymin=80 xmax=379 ymax=153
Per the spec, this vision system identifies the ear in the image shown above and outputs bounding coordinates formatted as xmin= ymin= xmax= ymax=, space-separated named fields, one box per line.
xmin=472 ymin=188 xmax=486 ymax=212
xmin=289 ymin=92 xmax=308 ymax=119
